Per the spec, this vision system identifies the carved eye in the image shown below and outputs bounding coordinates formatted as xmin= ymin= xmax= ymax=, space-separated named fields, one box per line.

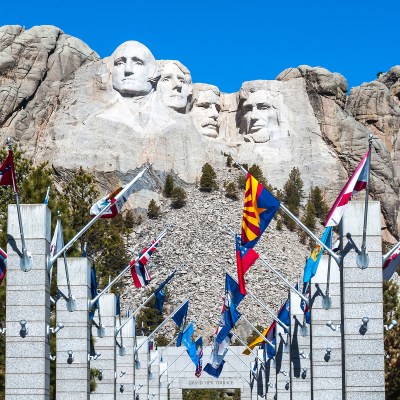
xmin=259 ymin=104 xmax=271 ymax=110
xmin=115 ymin=60 xmax=125 ymax=66
xmin=135 ymin=60 xmax=144 ymax=66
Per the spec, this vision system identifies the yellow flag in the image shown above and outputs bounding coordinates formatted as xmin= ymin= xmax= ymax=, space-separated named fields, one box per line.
xmin=242 ymin=327 xmax=269 ymax=355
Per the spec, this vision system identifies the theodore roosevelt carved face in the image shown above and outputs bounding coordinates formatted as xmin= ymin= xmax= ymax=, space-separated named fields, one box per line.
xmin=157 ymin=60 xmax=192 ymax=112
xmin=111 ymin=41 xmax=159 ymax=97
xmin=189 ymin=84 xmax=221 ymax=138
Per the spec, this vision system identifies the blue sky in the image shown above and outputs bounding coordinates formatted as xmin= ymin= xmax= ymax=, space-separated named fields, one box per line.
xmin=1 ymin=0 xmax=398 ymax=93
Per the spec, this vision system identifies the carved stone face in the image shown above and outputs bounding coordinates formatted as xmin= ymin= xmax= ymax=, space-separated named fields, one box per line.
xmin=158 ymin=63 xmax=191 ymax=111
xmin=112 ymin=41 xmax=156 ymax=97
xmin=190 ymin=90 xmax=221 ymax=138
xmin=242 ymin=90 xmax=278 ymax=143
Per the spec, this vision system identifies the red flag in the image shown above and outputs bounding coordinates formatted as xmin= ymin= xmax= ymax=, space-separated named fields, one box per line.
xmin=236 ymin=235 xmax=259 ymax=294
xmin=0 ymin=152 xmax=17 ymax=190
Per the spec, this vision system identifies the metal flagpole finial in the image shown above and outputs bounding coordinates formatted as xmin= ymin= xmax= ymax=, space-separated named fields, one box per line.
xmin=6 ymin=137 xmax=12 ymax=150
xmin=57 ymin=210 xmax=61 ymax=219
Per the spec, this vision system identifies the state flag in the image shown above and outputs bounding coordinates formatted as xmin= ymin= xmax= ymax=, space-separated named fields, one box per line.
xmin=236 ymin=234 xmax=259 ymax=294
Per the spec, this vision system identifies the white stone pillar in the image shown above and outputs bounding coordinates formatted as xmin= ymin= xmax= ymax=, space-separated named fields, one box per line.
xmin=56 ymin=257 xmax=91 ymax=400
xmin=159 ymin=357 xmax=169 ymax=400
xmin=135 ymin=336 xmax=149 ymax=400
xmin=116 ymin=317 xmax=135 ymax=399
xmin=310 ymin=255 xmax=342 ymax=399
xmin=5 ymin=204 xmax=51 ymax=400
xmin=290 ymin=289 xmax=311 ymax=400
xmin=148 ymin=349 xmax=160 ymax=399
xmin=264 ymin=357 xmax=276 ymax=400
xmin=275 ymin=320 xmax=291 ymax=399
xmin=91 ymin=293 xmax=117 ymax=400
xmin=341 ymin=201 xmax=385 ymax=400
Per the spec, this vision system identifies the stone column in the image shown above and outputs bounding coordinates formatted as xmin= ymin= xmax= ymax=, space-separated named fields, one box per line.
xmin=148 ymin=348 xmax=160 ymax=399
xmin=91 ymin=293 xmax=117 ymax=400
xmin=159 ymin=357 xmax=169 ymax=400
xmin=5 ymin=204 xmax=51 ymax=400
xmin=310 ymin=255 xmax=342 ymax=400
xmin=169 ymin=388 xmax=183 ymax=399
xmin=115 ymin=317 xmax=135 ymax=399
xmin=135 ymin=336 xmax=149 ymax=400
xmin=290 ymin=289 xmax=311 ymax=400
xmin=56 ymin=257 xmax=91 ymax=400
xmin=275 ymin=319 xmax=291 ymax=399
xmin=341 ymin=201 xmax=385 ymax=400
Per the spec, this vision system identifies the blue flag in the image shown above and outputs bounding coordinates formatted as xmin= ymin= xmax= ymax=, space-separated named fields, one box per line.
xmin=182 ymin=322 xmax=197 ymax=365
xmin=204 ymin=333 xmax=231 ymax=378
xmin=204 ymin=360 xmax=225 ymax=378
xmin=300 ymin=282 xmax=311 ymax=324
xmin=216 ymin=275 xmax=245 ymax=343
xmin=277 ymin=298 xmax=290 ymax=333
xmin=89 ymin=266 xmax=99 ymax=320
xmin=0 ymin=247 xmax=7 ymax=285
xmin=172 ymin=300 xmax=189 ymax=347
xmin=303 ymin=227 xmax=332 ymax=283
xmin=154 ymin=270 xmax=176 ymax=314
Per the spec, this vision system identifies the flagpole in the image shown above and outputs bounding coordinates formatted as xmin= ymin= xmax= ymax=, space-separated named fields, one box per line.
xmin=383 ymin=240 xmax=400 ymax=263
xmin=224 ymin=224 xmax=308 ymax=304
xmin=241 ymin=315 xmax=274 ymax=348
xmin=357 ymin=134 xmax=373 ymax=269
xmin=47 ymin=166 xmax=148 ymax=270
xmin=6 ymin=138 xmax=32 ymax=272
xmin=167 ymin=359 xmax=193 ymax=389
xmin=324 ymin=235 xmax=333 ymax=309
xmin=115 ymin=293 xmax=155 ymax=336
xmin=135 ymin=298 xmax=190 ymax=354
xmin=149 ymin=333 xmax=179 ymax=368
xmin=158 ymin=348 xmax=187 ymax=377
xmin=229 ymin=331 xmax=264 ymax=364
xmin=225 ymin=271 xmax=289 ymax=332
xmin=233 ymin=160 xmax=340 ymax=265
xmin=89 ymin=228 xmax=168 ymax=310
xmin=225 ymin=358 xmax=251 ymax=386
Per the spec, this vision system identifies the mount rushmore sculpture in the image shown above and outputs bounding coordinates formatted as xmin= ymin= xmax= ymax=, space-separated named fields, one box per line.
xmin=0 ymin=25 xmax=398 ymax=237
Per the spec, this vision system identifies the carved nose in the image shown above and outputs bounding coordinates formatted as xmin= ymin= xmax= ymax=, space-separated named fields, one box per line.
xmin=209 ymin=105 xmax=219 ymax=118
xmin=125 ymin=60 xmax=134 ymax=75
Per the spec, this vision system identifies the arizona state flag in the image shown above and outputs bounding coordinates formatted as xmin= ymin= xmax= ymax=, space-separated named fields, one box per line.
xmin=241 ymin=173 xmax=280 ymax=249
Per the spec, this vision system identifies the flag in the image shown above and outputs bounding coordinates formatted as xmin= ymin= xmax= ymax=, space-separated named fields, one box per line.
xmin=89 ymin=266 xmax=99 ymax=320
xmin=325 ymin=149 xmax=370 ymax=227
xmin=154 ymin=270 xmax=176 ymax=314
xmin=241 ymin=172 xmax=280 ymax=249
xmin=195 ymin=336 xmax=203 ymax=378
xmin=383 ymin=246 xmax=400 ymax=281
xmin=216 ymin=274 xmax=245 ymax=343
xmin=0 ymin=247 xmax=7 ymax=285
xmin=49 ymin=219 xmax=64 ymax=259
xmin=89 ymin=170 xmax=145 ymax=218
xmin=82 ymin=242 xmax=87 ymax=257
xmin=0 ymin=152 xmax=16 ymax=190
xmin=182 ymin=322 xmax=198 ymax=365
xmin=242 ymin=327 xmax=269 ymax=355
xmin=172 ymin=300 xmax=189 ymax=346
xmin=236 ymin=234 xmax=259 ymax=294
xmin=172 ymin=300 xmax=189 ymax=328
xmin=303 ymin=227 xmax=332 ymax=283
xmin=130 ymin=240 xmax=160 ymax=288
xmin=300 ymin=282 xmax=311 ymax=324
xmin=44 ymin=186 xmax=50 ymax=205
xmin=204 ymin=332 xmax=231 ymax=378
xmin=277 ymin=298 xmax=290 ymax=332
xmin=115 ymin=295 xmax=121 ymax=316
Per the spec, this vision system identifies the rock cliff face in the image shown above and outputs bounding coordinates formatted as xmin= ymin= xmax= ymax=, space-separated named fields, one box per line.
xmin=0 ymin=25 xmax=399 ymax=337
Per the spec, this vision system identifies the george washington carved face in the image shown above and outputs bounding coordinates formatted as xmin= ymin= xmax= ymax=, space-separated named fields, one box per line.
xmin=111 ymin=41 xmax=158 ymax=97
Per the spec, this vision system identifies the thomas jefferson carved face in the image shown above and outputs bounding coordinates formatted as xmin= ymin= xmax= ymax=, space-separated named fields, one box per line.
xmin=190 ymin=88 xmax=221 ymax=138
xmin=241 ymin=90 xmax=279 ymax=143
xmin=111 ymin=41 xmax=157 ymax=97
xmin=158 ymin=62 xmax=192 ymax=112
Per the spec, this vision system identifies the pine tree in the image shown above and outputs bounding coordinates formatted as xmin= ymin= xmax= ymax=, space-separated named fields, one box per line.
xmin=163 ymin=174 xmax=174 ymax=198
xmin=302 ymin=200 xmax=316 ymax=231
xmin=226 ymin=154 xmax=233 ymax=167
xmin=171 ymin=187 xmax=187 ymax=208
xmin=199 ymin=163 xmax=218 ymax=192
xmin=249 ymin=164 xmax=273 ymax=191
xmin=310 ymin=186 xmax=329 ymax=222
xmin=147 ymin=199 xmax=161 ymax=219
xmin=237 ymin=163 xmax=248 ymax=190
xmin=225 ymin=181 xmax=238 ymax=200
xmin=282 ymin=167 xmax=304 ymax=230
